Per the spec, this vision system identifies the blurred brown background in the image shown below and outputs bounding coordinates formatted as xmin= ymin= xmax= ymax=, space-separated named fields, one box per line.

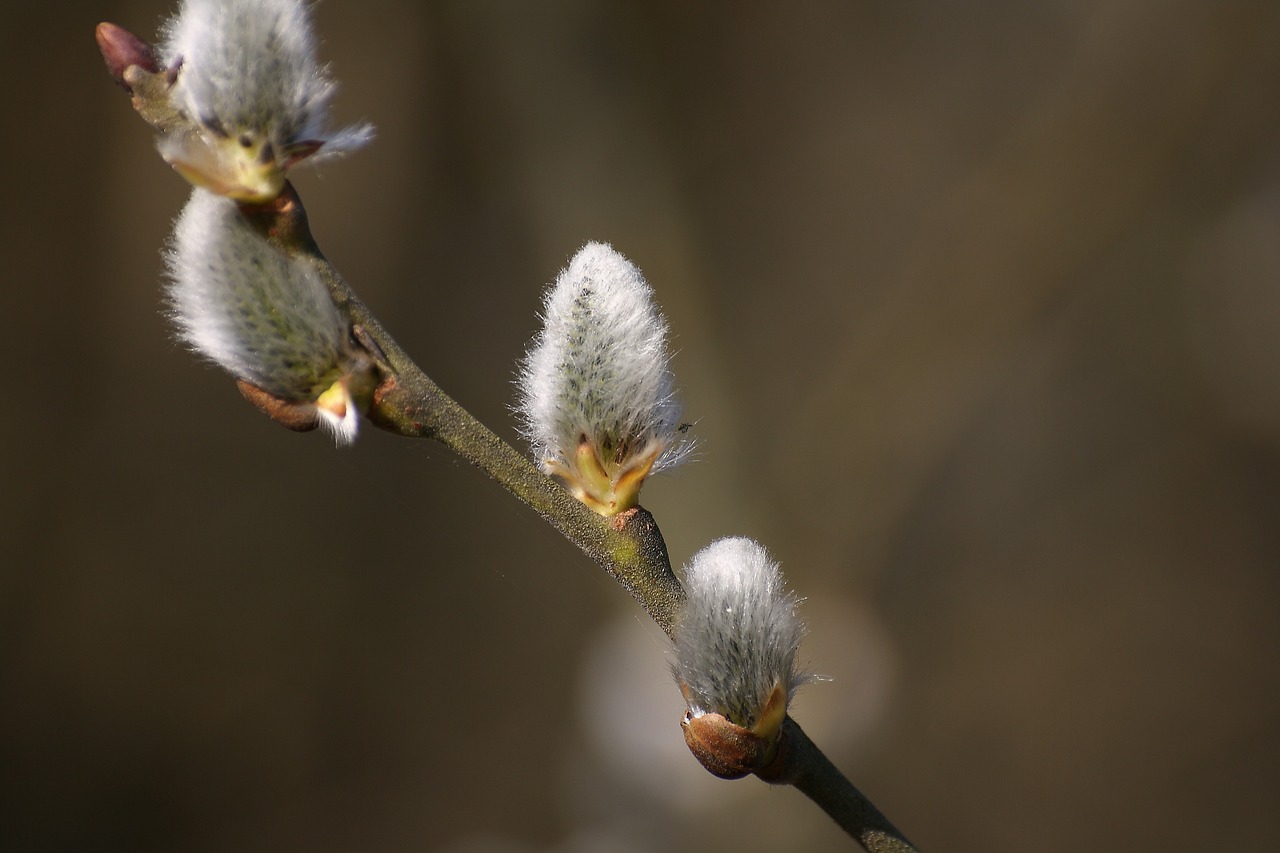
xmin=4 ymin=1 xmax=1279 ymax=850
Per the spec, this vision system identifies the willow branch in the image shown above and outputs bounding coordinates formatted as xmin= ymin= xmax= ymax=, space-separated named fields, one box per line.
xmin=237 ymin=186 xmax=685 ymax=637
xmin=98 ymin=23 xmax=918 ymax=849
xmin=251 ymin=188 xmax=918 ymax=853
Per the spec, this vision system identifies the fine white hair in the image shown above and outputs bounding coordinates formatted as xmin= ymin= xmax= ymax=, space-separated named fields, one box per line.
xmin=674 ymin=537 xmax=808 ymax=728
xmin=165 ymin=188 xmax=350 ymax=405
xmin=518 ymin=242 xmax=689 ymax=476
xmin=161 ymin=0 xmax=372 ymax=158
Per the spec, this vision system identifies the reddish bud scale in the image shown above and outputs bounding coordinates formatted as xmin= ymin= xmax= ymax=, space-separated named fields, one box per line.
xmin=95 ymin=22 xmax=159 ymax=91
xmin=680 ymin=710 xmax=779 ymax=780
xmin=236 ymin=379 xmax=319 ymax=432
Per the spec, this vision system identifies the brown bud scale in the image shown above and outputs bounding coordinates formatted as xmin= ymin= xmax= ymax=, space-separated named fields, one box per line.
xmin=236 ymin=380 xmax=319 ymax=432
xmin=680 ymin=710 xmax=779 ymax=780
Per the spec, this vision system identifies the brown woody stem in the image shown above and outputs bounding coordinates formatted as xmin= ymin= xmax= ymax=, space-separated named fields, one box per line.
xmin=760 ymin=718 xmax=919 ymax=852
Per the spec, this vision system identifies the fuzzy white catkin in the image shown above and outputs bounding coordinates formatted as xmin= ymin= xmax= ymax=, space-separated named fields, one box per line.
xmin=519 ymin=242 xmax=689 ymax=475
xmin=166 ymin=188 xmax=351 ymax=407
xmin=674 ymin=537 xmax=808 ymax=729
xmin=161 ymin=0 xmax=372 ymax=160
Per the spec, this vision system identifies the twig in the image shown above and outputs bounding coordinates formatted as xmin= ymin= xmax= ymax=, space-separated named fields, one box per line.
xmin=761 ymin=718 xmax=918 ymax=852
xmin=97 ymin=23 xmax=919 ymax=850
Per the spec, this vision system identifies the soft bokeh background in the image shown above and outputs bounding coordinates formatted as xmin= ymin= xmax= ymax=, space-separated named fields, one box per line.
xmin=4 ymin=1 xmax=1279 ymax=850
